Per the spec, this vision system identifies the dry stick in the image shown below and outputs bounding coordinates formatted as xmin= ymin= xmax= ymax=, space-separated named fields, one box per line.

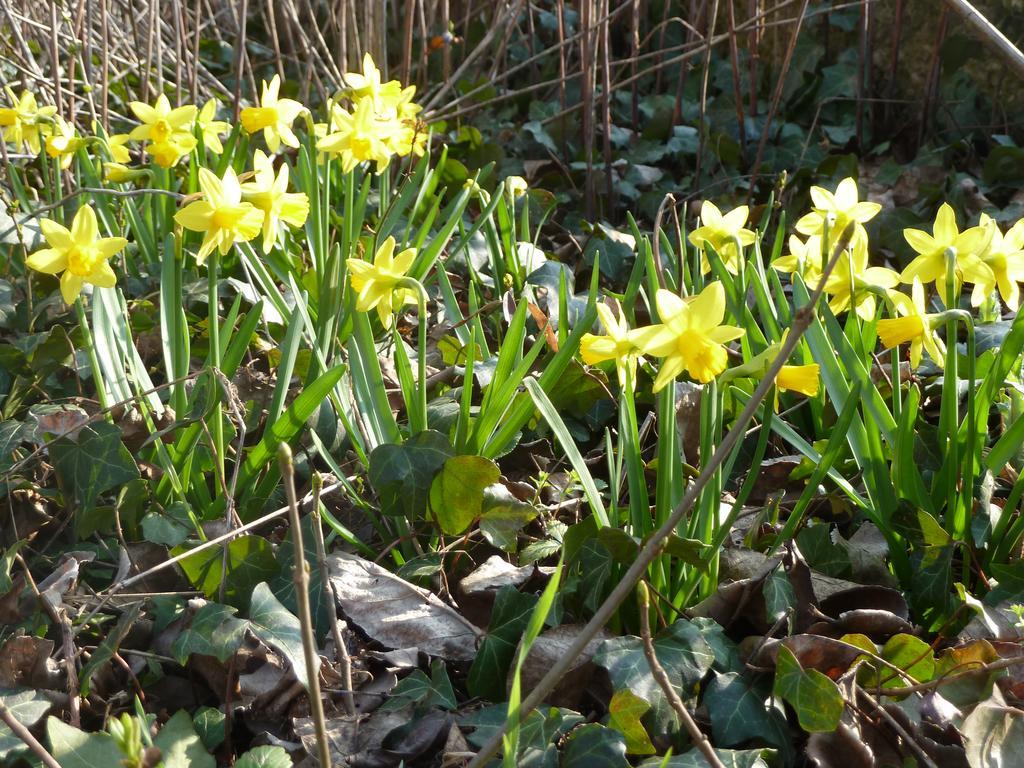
xmin=854 ymin=685 xmax=939 ymax=768
xmin=232 ymin=0 xmax=249 ymax=121
xmin=694 ymin=0 xmax=719 ymax=188
xmin=279 ymin=444 xmax=332 ymax=768
xmin=638 ymin=583 xmax=725 ymax=768
xmin=727 ymin=0 xmax=747 ymax=161
xmin=465 ymin=221 xmax=858 ymax=768
xmin=309 ymin=473 xmax=356 ymax=717
xmin=943 ymin=0 xmax=1024 ymax=80
xmin=746 ymin=0 xmax=810 ymax=203
xmin=0 ymin=702 xmax=62 ymax=768
xmin=599 ymin=0 xmax=613 ymax=211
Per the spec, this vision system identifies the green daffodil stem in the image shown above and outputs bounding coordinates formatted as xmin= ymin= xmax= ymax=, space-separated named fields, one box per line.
xmin=398 ymin=277 xmax=430 ymax=433
xmin=942 ymin=248 xmax=960 ymax=537
xmin=74 ymin=297 xmax=110 ymax=413
xmin=208 ymin=251 xmax=226 ymax=484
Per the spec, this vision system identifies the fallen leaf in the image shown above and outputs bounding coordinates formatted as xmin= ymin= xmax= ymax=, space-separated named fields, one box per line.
xmin=328 ymin=553 xmax=481 ymax=661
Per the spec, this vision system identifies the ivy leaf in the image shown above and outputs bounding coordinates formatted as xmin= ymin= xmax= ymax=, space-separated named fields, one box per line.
xmin=878 ymin=633 xmax=935 ymax=688
xmin=192 ymin=707 xmax=226 ymax=751
xmin=478 ymin=485 xmax=538 ymax=552
xmin=594 ymin=620 xmax=715 ymax=734
xmin=79 ymin=603 xmax=141 ymax=695
xmin=369 ymin=430 xmax=453 ymax=518
xmin=50 ymin=422 xmax=139 ymax=511
xmin=154 ymin=711 xmax=215 ymax=768
xmin=0 ymin=690 xmax=50 ymax=760
xmin=773 ymin=645 xmax=844 ymax=732
xmin=172 ymin=535 xmax=279 ymax=609
xmin=704 ymin=672 xmax=790 ymax=757
xmin=235 ymin=746 xmax=292 ymax=768
xmin=248 ymin=582 xmax=319 ymax=691
xmin=468 ymin=585 xmax=538 ymax=701
xmin=606 ymin=689 xmax=655 ymax=755
xmin=561 ymin=723 xmax=629 ymax=768
xmin=170 ymin=602 xmax=250 ymax=664
xmin=47 ymin=718 xmax=123 ymax=768
xmin=429 ymin=455 xmax=500 ymax=534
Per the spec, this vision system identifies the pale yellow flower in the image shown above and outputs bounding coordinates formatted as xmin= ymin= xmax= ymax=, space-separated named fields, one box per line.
xmin=174 ymin=167 xmax=263 ymax=263
xmin=346 ymin=236 xmax=418 ymax=329
xmin=45 ymin=116 xmax=87 ymax=170
xmin=196 ymin=98 xmax=230 ymax=154
xmin=25 ymin=205 xmax=126 ymax=303
xmin=877 ymin=278 xmax=945 ymax=369
xmin=240 ymin=75 xmax=304 ymax=152
xmin=971 ymin=214 xmax=1024 ymax=311
xmin=0 ymin=88 xmax=57 ymax=154
xmin=629 ymin=283 xmax=744 ymax=391
xmin=900 ymin=203 xmax=993 ymax=303
xmin=580 ymin=302 xmax=638 ymax=389
xmin=239 ymin=150 xmax=310 ymax=253
xmin=795 ymin=177 xmax=880 ymax=249
xmin=317 ymin=96 xmax=394 ymax=173
xmin=688 ymin=201 xmax=757 ymax=274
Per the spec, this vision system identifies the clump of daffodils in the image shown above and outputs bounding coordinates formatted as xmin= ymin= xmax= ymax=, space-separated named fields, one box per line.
xmin=317 ymin=53 xmax=427 ymax=173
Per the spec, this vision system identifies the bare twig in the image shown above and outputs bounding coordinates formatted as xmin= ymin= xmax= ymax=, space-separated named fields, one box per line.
xmin=854 ymin=685 xmax=939 ymax=768
xmin=638 ymin=582 xmax=725 ymax=768
xmin=0 ymin=702 xmax=62 ymax=768
xmin=309 ymin=472 xmax=356 ymax=717
xmin=942 ymin=0 xmax=1024 ymax=80
xmin=278 ymin=443 xmax=331 ymax=768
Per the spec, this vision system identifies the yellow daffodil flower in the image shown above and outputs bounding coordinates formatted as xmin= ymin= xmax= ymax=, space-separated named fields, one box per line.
xmin=0 ymin=89 xmax=57 ymax=154
xmin=129 ymin=94 xmax=197 ymax=144
xmin=106 ymin=133 xmax=132 ymax=163
xmin=240 ymin=75 xmax=304 ymax=152
xmin=688 ymin=201 xmax=757 ymax=274
xmin=795 ymin=177 xmax=880 ymax=248
xmin=45 ymin=116 xmax=87 ymax=169
xmin=772 ymin=234 xmax=825 ymax=285
xmin=776 ymin=364 xmax=820 ymax=397
xmin=817 ymin=237 xmax=899 ymax=320
xmin=103 ymin=163 xmax=147 ymax=184
xmin=145 ymin=135 xmax=194 ymax=168
xmin=346 ymin=236 xmax=418 ymax=329
xmin=25 ymin=205 xmax=126 ymax=303
xmin=630 ymin=282 xmax=745 ymax=391
xmin=720 ymin=334 xmax=820 ymax=407
xmin=173 ymin=167 xmax=263 ymax=264
xmin=580 ymin=302 xmax=639 ymax=389
xmin=317 ymin=96 xmax=393 ymax=173
xmin=900 ymin=203 xmax=993 ymax=303
xmin=971 ymin=214 xmax=1024 ymax=311
xmin=877 ymin=278 xmax=945 ymax=368
xmin=239 ymin=150 xmax=310 ymax=254
xmin=195 ymin=98 xmax=230 ymax=154
xmin=343 ymin=53 xmax=397 ymax=104
xmin=505 ymin=176 xmax=528 ymax=198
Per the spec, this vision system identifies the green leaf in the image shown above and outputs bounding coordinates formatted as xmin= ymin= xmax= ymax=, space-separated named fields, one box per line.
xmin=773 ymin=645 xmax=844 ymax=732
xmin=468 ymin=585 xmax=538 ymax=701
xmin=429 ymin=455 xmax=500 ymax=534
xmin=80 ymin=603 xmax=141 ymax=695
xmin=594 ymin=620 xmax=715 ymax=733
xmin=879 ymin=633 xmax=935 ymax=688
xmin=704 ymin=672 xmax=790 ymax=755
xmin=762 ymin=569 xmax=796 ymax=625
xmin=192 ymin=707 xmax=226 ymax=751
xmin=50 ymin=423 xmax=139 ymax=511
xmin=141 ymin=502 xmax=193 ymax=547
xmin=239 ymin=363 xmax=346 ymax=489
xmin=235 ymin=746 xmax=292 ymax=768
xmin=248 ymin=582 xmax=319 ymax=691
xmin=47 ymin=718 xmax=123 ymax=768
xmin=382 ymin=659 xmax=458 ymax=711
xmin=478 ymin=485 xmax=538 ymax=551
xmin=638 ymin=748 xmax=771 ymax=767
xmin=154 ymin=711 xmax=214 ymax=768
xmin=0 ymin=689 xmax=50 ymax=759
xmin=170 ymin=602 xmax=250 ymax=664
xmin=561 ymin=723 xmax=629 ymax=768
xmin=962 ymin=696 xmax=1024 ymax=768
xmin=369 ymin=430 xmax=454 ymax=518
xmin=172 ymin=535 xmax=279 ymax=608
xmin=606 ymin=689 xmax=655 ymax=755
